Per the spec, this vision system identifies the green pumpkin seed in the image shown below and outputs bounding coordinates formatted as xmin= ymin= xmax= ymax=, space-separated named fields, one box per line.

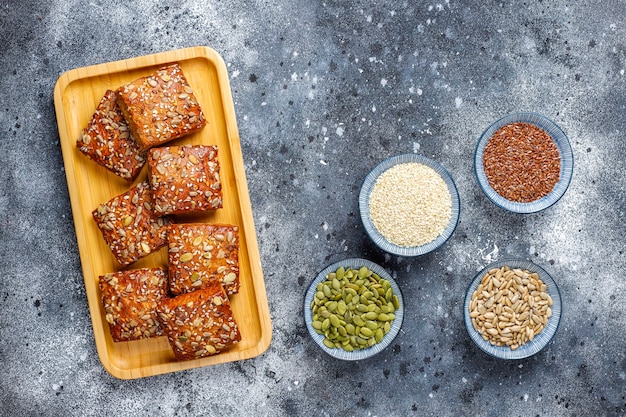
xmin=359 ymin=327 xmax=373 ymax=338
xmin=323 ymin=338 xmax=335 ymax=349
xmin=179 ymin=253 xmax=193 ymax=262
xmin=358 ymin=266 xmax=368 ymax=279
xmin=336 ymin=267 xmax=345 ymax=280
xmin=345 ymin=287 xmax=358 ymax=296
xmin=337 ymin=300 xmax=347 ymax=315
xmin=352 ymin=316 xmax=365 ymax=327
xmin=322 ymin=318 xmax=330 ymax=331
xmin=363 ymin=311 xmax=378 ymax=321
xmin=323 ymin=284 xmax=332 ymax=298
xmin=375 ymin=328 xmax=384 ymax=343
xmin=344 ymin=310 xmax=353 ymax=324
xmin=354 ymin=303 xmax=366 ymax=313
xmin=365 ymin=320 xmax=378 ymax=330
xmin=309 ymin=265 xmax=399 ymax=353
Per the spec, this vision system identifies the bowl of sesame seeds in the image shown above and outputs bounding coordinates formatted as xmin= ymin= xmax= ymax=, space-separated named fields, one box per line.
xmin=463 ymin=259 xmax=562 ymax=360
xmin=474 ymin=112 xmax=574 ymax=214
xmin=359 ymin=154 xmax=460 ymax=257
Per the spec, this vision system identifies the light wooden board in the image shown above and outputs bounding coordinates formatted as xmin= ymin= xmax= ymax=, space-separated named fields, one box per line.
xmin=53 ymin=46 xmax=272 ymax=379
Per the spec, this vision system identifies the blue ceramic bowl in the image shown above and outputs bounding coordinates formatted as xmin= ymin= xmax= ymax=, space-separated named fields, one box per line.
xmin=463 ymin=259 xmax=562 ymax=360
xmin=359 ymin=154 xmax=460 ymax=257
xmin=304 ymin=258 xmax=404 ymax=360
xmin=474 ymin=112 xmax=573 ymax=213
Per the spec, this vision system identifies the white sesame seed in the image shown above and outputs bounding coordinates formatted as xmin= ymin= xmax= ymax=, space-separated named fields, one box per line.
xmin=369 ymin=162 xmax=451 ymax=247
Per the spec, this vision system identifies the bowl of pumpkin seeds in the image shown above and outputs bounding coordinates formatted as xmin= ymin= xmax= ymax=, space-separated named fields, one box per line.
xmin=304 ymin=258 xmax=404 ymax=360
xmin=463 ymin=259 xmax=562 ymax=360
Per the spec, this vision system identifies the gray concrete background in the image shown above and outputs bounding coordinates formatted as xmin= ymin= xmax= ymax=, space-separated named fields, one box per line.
xmin=1 ymin=1 xmax=625 ymax=416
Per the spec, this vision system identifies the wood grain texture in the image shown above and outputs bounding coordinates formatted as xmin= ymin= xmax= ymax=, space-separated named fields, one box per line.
xmin=53 ymin=46 xmax=271 ymax=379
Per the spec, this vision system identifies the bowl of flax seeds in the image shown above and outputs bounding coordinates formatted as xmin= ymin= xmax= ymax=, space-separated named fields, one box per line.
xmin=474 ymin=112 xmax=573 ymax=213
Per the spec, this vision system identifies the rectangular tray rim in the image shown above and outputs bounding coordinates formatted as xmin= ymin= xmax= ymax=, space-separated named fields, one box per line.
xmin=53 ymin=46 xmax=272 ymax=379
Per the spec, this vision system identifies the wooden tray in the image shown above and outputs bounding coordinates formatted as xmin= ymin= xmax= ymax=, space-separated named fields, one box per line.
xmin=53 ymin=46 xmax=272 ymax=379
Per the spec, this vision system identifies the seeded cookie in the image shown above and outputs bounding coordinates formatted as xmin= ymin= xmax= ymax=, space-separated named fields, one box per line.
xmin=167 ymin=223 xmax=240 ymax=296
xmin=92 ymin=181 xmax=171 ymax=267
xmin=99 ymin=267 xmax=168 ymax=342
xmin=117 ymin=63 xmax=206 ymax=151
xmin=157 ymin=282 xmax=241 ymax=360
xmin=147 ymin=145 xmax=222 ymax=215
xmin=77 ymin=90 xmax=146 ymax=181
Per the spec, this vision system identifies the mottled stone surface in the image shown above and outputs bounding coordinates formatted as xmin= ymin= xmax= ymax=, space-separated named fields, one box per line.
xmin=1 ymin=1 xmax=625 ymax=416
